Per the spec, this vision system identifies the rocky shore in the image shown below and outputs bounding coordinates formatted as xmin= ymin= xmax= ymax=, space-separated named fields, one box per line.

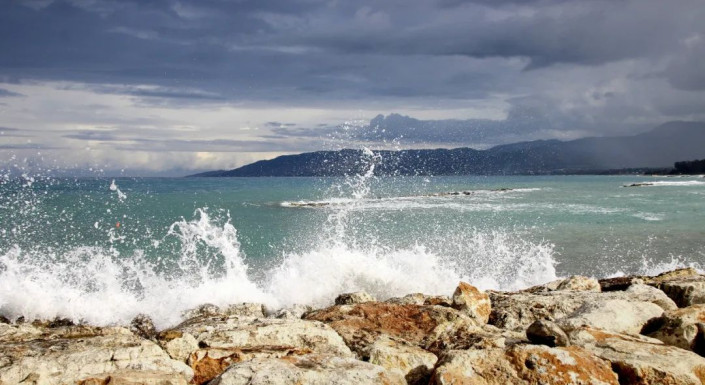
xmin=3 ymin=268 xmax=705 ymax=384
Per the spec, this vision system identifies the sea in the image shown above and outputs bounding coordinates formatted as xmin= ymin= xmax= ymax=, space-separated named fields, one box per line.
xmin=1 ymin=165 xmax=704 ymax=328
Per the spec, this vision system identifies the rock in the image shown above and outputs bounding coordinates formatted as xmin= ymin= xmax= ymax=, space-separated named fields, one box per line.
xmin=599 ymin=276 xmax=644 ymax=292
xmin=643 ymin=304 xmax=705 ymax=355
xmin=568 ymin=326 xmax=705 ymax=385
xmin=130 ymin=314 xmax=157 ymax=340
xmin=527 ymin=320 xmax=570 ymax=347
xmin=651 ymin=267 xmax=701 ymax=283
xmin=182 ymin=303 xmax=222 ymax=319
xmin=272 ymin=304 xmax=313 ymax=319
xmin=209 ymin=354 xmax=406 ymax=385
xmin=335 ymin=291 xmax=376 ymax=305
xmin=166 ymin=315 xmax=352 ymax=383
xmin=77 ymin=370 xmax=189 ymax=385
xmin=451 ymin=282 xmax=491 ymax=324
xmin=386 ymin=293 xmax=452 ymax=307
xmin=222 ymin=303 xmax=266 ymax=318
xmin=0 ymin=324 xmax=193 ymax=385
xmin=556 ymin=275 xmax=601 ymax=292
xmin=423 ymin=321 xmax=525 ymax=355
xmin=659 ymin=278 xmax=705 ymax=308
xmin=368 ymin=336 xmax=437 ymax=385
xmin=433 ymin=344 xmax=618 ymax=385
xmin=490 ymin=286 xmax=675 ymax=332
xmin=557 ymin=299 xmax=664 ymax=335
xmin=305 ymin=302 xmax=466 ymax=358
xmin=159 ymin=331 xmax=199 ymax=362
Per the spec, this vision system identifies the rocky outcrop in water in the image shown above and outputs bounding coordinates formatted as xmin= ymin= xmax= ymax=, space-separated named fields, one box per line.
xmin=4 ymin=269 xmax=705 ymax=384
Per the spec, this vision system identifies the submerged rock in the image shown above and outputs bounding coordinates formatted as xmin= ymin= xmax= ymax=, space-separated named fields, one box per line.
xmin=433 ymin=344 xmax=618 ymax=385
xmin=209 ymin=354 xmax=406 ymax=385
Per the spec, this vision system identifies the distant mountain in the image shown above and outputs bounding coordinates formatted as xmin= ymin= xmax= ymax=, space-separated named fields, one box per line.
xmin=190 ymin=121 xmax=705 ymax=177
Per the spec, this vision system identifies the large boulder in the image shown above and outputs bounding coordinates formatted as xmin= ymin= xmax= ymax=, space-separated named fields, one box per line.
xmin=304 ymin=302 xmax=466 ymax=358
xmin=422 ymin=319 xmax=525 ymax=355
xmin=643 ymin=304 xmax=705 ymax=355
xmin=433 ymin=344 xmax=618 ymax=385
xmin=659 ymin=279 xmax=705 ymax=308
xmin=557 ymin=299 xmax=664 ymax=335
xmin=526 ymin=320 xmax=570 ymax=347
xmin=0 ymin=324 xmax=193 ymax=385
xmin=569 ymin=326 xmax=705 ymax=385
xmin=209 ymin=354 xmax=405 ymax=385
xmin=368 ymin=336 xmax=437 ymax=385
xmin=451 ymin=282 xmax=491 ymax=324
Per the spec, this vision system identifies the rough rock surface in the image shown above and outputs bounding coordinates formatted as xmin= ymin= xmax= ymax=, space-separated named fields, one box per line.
xmin=659 ymin=279 xmax=705 ymax=308
xmin=209 ymin=354 xmax=406 ymax=385
xmin=0 ymin=324 xmax=193 ymax=385
xmin=527 ymin=320 xmax=570 ymax=347
xmin=422 ymin=320 xmax=525 ymax=355
xmin=451 ymin=282 xmax=491 ymax=324
xmin=305 ymin=302 xmax=466 ymax=358
xmin=557 ymin=298 xmax=664 ymax=334
xmin=335 ymin=291 xmax=376 ymax=305
xmin=569 ymin=326 xmax=705 ymax=385
xmin=368 ymin=336 xmax=437 ymax=385
xmin=272 ymin=304 xmax=313 ymax=319
xmin=433 ymin=344 xmax=618 ymax=385
xmin=556 ymin=275 xmax=601 ymax=292
xmin=386 ymin=293 xmax=452 ymax=307
xmin=643 ymin=304 xmax=705 ymax=354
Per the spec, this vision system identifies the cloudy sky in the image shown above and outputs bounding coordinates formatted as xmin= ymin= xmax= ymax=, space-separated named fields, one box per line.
xmin=1 ymin=0 xmax=704 ymax=175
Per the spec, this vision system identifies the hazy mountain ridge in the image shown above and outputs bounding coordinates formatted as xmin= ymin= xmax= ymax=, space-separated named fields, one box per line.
xmin=191 ymin=121 xmax=705 ymax=177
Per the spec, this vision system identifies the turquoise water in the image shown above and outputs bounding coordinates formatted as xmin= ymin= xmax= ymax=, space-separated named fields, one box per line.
xmin=1 ymin=173 xmax=704 ymax=327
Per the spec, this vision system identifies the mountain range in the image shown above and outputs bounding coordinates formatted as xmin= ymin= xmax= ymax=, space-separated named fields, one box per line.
xmin=191 ymin=121 xmax=705 ymax=177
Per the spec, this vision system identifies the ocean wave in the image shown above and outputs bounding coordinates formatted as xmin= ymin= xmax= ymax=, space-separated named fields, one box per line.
xmin=624 ymin=180 xmax=705 ymax=187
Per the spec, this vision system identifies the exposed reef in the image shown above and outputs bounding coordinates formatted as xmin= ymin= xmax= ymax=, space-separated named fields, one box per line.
xmin=3 ymin=268 xmax=705 ymax=384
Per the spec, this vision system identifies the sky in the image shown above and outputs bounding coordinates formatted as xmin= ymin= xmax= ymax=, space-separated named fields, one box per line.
xmin=1 ymin=0 xmax=704 ymax=176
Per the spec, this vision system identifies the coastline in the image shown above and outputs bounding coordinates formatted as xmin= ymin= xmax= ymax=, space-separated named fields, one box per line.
xmin=3 ymin=268 xmax=705 ymax=384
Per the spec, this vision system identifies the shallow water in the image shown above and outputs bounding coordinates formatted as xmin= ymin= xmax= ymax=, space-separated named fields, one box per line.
xmin=1 ymin=171 xmax=704 ymax=328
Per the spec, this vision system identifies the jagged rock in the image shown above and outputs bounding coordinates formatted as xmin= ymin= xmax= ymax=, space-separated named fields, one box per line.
xmin=158 ymin=331 xmax=199 ymax=362
xmin=557 ymin=299 xmax=664 ymax=335
xmin=304 ymin=302 xmax=466 ymax=358
xmin=182 ymin=303 xmax=222 ymax=319
xmin=165 ymin=315 xmax=352 ymax=383
xmin=222 ymin=303 xmax=266 ymax=318
xmin=423 ymin=320 xmax=525 ymax=355
xmin=599 ymin=276 xmax=645 ymax=292
xmin=569 ymin=326 xmax=705 ymax=385
xmin=451 ymin=282 xmax=491 ymax=324
xmin=209 ymin=354 xmax=406 ymax=385
xmin=386 ymin=293 xmax=452 ymax=307
xmin=556 ymin=275 xmax=601 ymax=292
xmin=130 ymin=314 xmax=157 ymax=340
xmin=0 ymin=324 xmax=193 ymax=384
xmin=433 ymin=345 xmax=618 ymax=385
xmin=335 ymin=291 xmax=376 ymax=305
xmin=651 ymin=267 xmax=701 ymax=283
xmin=272 ymin=304 xmax=313 ymax=319
xmin=659 ymin=278 xmax=705 ymax=308
xmin=368 ymin=336 xmax=437 ymax=385
xmin=643 ymin=304 xmax=705 ymax=355
xmin=522 ymin=279 xmax=564 ymax=293
xmin=527 ymin=320 xmax=570 ymax=347
xmin=490 ymin=286 xmax=675 ymax=331
xmin=77 ymin=370 xmax=189 ymax=385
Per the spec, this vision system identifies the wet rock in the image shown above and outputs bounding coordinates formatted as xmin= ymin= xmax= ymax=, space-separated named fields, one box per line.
xmin=556 ymin=275 xmax=601 ymax=292
xmin=451 ymin=282 xmax=491 ymax=324
xmin=557 ymin=299 xmax=664 ymax=335
xmin=569 ymin=326 xmax=705 ymax=385
xmin=527 ymin=320 xmax=570 ymax=347
xmin=0 ymin=325 xmax=193 ymax=385
xmin=368 ymin=336 xmax=437 ymax=385
xmin=305 ymin=302 xmax=466 ymax=358
xmin=433 ymin=344 xmax=618 ymax=385
xmin=209 ymin=354 xmax=406 ymax=385
xmin=335 ymin=291 xmax=376 ymax=305
xmin=643 ymin=304 xmax=705 ymax=355
xmin=130 ymin=314 xmax=157 ymax=340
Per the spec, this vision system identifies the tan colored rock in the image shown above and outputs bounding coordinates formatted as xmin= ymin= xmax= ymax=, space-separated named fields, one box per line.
xmin=527 ymin=320 xmax=570 ymax=347
xmin=271 ymin=304 xmax=313 ymax=319
xmin=0 ymin=325 xmax=193 ymax=385
xmin=304 ymin=302 xmax=466 ymax=358
xmin=209 ymin=354 xmax=406 ymax=385
xmin=557 ymin=299 xmax=664 ymax=335
xmin=659 ymin=279 xmax=705 ymax=308
xmin=368 ymin=336 xmax=437 ymax=385
xmin=433 ymin=344 xmax=618 ymax=385
xmin=556 ymin=275 xmax=601 ymax=292
xmin=423 ymin=319 xmax=525 ymax=355
xmin=335 ymin=291 xmax=376 ymax=305
xmin=77 ymin=370 xmax=189 ymax=385
xmin=159 ymin=331 xmax=199 ymax=362
xmin=625 ymin=283 xmax=678 ymax=311
xmin=386 ymin=293 xmax=452 ymax=307
xmin=451 ymin=282 xmax=491 ymax=324
xmin=222 ymin=303 xmax=266 ymax=318
xmin=569 ymin=326 xmax=705 ymax=385
xmin=643 ymin=304 xmax=705 ymax=354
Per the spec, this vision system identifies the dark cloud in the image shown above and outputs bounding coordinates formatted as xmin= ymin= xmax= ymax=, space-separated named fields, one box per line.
xmin=0 ymin=88 xmax=23 ymax=97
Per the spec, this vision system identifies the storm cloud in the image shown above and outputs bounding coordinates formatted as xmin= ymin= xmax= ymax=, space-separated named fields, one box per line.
xmin=0 ymin=0 xmax=704 ymax=174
